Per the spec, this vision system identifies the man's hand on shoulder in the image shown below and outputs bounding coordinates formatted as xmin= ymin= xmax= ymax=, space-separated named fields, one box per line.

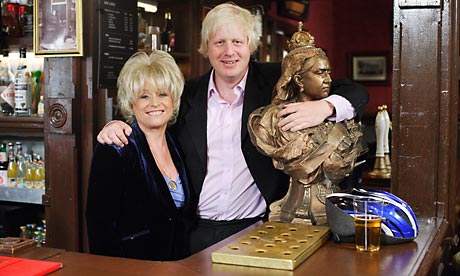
xmin=276 ymin=100 xmax=334 ymax=132
xmin=97 ymin=120 xmax=132 ymax=147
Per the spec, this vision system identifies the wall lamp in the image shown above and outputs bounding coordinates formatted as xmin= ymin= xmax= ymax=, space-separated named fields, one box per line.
xmin=138 ymin=0 xmax=158 ymax=13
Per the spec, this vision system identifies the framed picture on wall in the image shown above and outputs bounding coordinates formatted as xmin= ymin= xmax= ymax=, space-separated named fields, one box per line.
xmin=350 ymin=52 xmax=389 ymax=83
xmin=34 ymin=0 xmax=83 ymax=57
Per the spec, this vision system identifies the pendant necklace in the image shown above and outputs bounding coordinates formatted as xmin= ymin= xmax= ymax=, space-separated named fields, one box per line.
xmin=161 ymin=168 xmax=177 ymax=191
xmin=167 ymin=176 xmax=177 ymax=191
xmin=151 ymin=145 xmax=177 ymax=191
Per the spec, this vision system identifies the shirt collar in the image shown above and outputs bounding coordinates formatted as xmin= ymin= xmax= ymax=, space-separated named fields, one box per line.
xmin=207 ymin=69 xmax=249 ymax=100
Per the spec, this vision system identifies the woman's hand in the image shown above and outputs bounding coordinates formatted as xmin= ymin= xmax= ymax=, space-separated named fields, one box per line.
xmin=277 ymin=100 xmax=334 ymax=131
xmin=97 ymin=121 xmax=132 ymax=147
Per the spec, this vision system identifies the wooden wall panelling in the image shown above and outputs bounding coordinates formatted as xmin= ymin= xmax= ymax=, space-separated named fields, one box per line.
xmin=79 ymin=56 xmax=94 ymax=253
xmin=393 ymin=4 xmax=441 ymax=217
xmin=455 ymin=0 xmax=460 ymax=242
xmin=43 ymin=58 xmax=81 ymax=251
xmin=447 ymin=0 xmax=460 ymax=267
xmin=80 ymin=0 xmax=99 ymax=253
xmin=44 ymin=133 xmax=79 ymax=250
xmin=393 ymin=0 xmax=459 ymax=273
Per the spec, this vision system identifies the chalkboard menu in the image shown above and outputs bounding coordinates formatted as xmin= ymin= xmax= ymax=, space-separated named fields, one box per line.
xmin=97 ymin=0 xmax=137 ymax=88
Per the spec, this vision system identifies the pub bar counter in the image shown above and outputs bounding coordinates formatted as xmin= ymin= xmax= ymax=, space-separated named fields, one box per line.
xmin=6 ymin=218 xmax=448 ymax=275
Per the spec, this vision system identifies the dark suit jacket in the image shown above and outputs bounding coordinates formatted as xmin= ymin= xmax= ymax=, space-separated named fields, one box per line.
xmin=86 ymin=120 xmax=194 ymax=261
xmin=171 ymin=61 xmax=369 ymax=214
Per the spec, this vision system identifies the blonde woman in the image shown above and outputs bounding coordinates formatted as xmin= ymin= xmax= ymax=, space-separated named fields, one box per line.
xmin=86 ymin=51 xmax=194 ymax=261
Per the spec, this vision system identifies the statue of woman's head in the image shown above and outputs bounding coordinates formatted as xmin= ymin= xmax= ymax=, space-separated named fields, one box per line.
xmin=273 ymin=23 xmax=332 ymax=104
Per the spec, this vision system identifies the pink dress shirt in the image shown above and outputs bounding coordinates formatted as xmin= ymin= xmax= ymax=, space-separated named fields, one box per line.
xmin=197 ymin=70 xmax=355 ymax=221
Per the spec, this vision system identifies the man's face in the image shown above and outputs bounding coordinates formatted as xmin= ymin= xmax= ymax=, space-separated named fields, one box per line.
xmin=206 ymin=25 xmax=251 ymax=83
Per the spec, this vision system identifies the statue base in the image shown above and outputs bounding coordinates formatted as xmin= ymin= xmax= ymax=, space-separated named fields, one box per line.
xmin=268 ymin=178 xmax=339 ymax=226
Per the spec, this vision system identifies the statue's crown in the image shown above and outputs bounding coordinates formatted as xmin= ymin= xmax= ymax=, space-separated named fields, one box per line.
xmin=287 ymin=22 xmax=316 ymax=52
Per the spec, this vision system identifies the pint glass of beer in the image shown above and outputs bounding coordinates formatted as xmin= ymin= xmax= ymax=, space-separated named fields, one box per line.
xmin=353 ymin=198 xmax=384 ymax=252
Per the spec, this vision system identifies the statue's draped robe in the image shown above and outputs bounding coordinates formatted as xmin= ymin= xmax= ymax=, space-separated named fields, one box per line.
xmin=248 ymin=102 xmax=363 ymax=225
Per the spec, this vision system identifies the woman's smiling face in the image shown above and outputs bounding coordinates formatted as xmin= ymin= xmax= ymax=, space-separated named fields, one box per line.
xmin=132 ymin=81 xmax=173 ymax=131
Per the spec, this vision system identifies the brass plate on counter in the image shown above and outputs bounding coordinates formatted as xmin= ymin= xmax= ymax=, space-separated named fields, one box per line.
xmin=211 ymin=222 xmax=330 ymax=270
xmin=0 ymin=237 xmax=37 ymax=254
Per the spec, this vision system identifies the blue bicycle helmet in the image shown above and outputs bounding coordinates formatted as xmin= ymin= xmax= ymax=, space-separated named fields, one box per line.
xmin=326 ymin=188 xmax=419 ymax=245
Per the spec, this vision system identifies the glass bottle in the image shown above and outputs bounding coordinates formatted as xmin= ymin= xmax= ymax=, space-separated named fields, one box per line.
xmin=13 ymin=141 xmax=24 ymax=187
xmin=16 ymin=0 xmax=24 ymax=37
xmin=15 ymin=141 xmax=22 ymax=157
xmin=144 ymin=25 xmax=157 ymax=52
xmin=0 ymin=50 xmax=15 ymax=115
xmin=15 ymin=153 xmax=25 ymax=187
xmin=0 ymin=1 xmax=8 ymax=50
xmin=6 ymin=142 xmax=16 ymax=187
xmin=24 ymin=157 xmax=34 ymax=189
xmin=40 ymin=227 xmax=45 ymax=246
xmin=33 ymin=160 xmax=44 ymax=189
xmin=31 ymin=70 xmax=41 ymax=115
xmin=137 ymin=7 xmax=147 ymax=50
xmin=6 ymin=0 xmax=19 ymax=37
xmin=250 ymin=7 xmax=263 ymax=61
xmin=0 ymin=142 xmax=7 ymax=186
xmin=160 ymin=12 xmax=173 ymax=52
xmin=2 ymin=0 xmax=18 ymax=38
xmin=14 ymin=47 xmax=31 ymax=116
xmin=33 ymin=230 xmax=42 ymax=246
xmin=37 ymin=95 xmax=44 ymax=117
xmin=19 ymin=225 xmax=27 ymax=238
xmin=25 ymin=223 xmax=33 ymax=238
xmin=20 ymin=0 xmax=31 ymax=37
xmin=167 ymin=12 xmax=175 ymax=52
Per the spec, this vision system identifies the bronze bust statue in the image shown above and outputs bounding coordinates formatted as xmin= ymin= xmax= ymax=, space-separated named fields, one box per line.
xmin=248 ymin=23 xmax=362 ymax=225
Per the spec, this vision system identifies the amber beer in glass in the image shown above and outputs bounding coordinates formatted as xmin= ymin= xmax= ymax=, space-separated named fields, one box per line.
xmin=353 ymin=198 xmax=384 ymax=252
xmin=354 ymin=214 xmax=382 ymax=252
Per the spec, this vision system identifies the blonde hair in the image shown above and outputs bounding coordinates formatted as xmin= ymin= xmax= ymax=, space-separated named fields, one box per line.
xmin=117 ymin=51 xmax=184 ymax=125
xmin=198 ymin=2 xmax=260 ymax=58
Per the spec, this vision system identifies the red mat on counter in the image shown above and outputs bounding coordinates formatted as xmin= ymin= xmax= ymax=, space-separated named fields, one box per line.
xmin=0 ymin=256 xmax=62 ymax=276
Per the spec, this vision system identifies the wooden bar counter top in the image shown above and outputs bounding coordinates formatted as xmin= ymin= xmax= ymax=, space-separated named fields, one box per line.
xmin=4 ymin=218 xmax=448 ymax=276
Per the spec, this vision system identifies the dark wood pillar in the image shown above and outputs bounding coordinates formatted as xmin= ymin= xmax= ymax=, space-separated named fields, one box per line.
xmin=392 ymin=0 xmax=458 ymax=236
xmin=43 ymin=57 xmax=81 ymax=251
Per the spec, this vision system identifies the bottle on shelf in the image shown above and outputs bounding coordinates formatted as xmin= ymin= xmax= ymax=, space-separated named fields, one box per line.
xmin=25 ymin=223 xmax=33 ymax=238
xmin=137 ymin=8 xmax=147 ymax=50
xmin=33 ymin=229 xmax=42 ymax=246
xmin=24 ymin=153 xmax=33 ymax=188
xmin=14 ymin=47 xmax=31 ymax=116
xmin=37 ymin=94 xmax=44 ymax=117
xmin=19 ymin=225 xmax=28 ymax=239
xmin=145 ymin=25 xmax=160 ymax=52
xmin=160 ymin=12 xmax=174 ymax=52
xmin=2 ymin=0 xmax=17 ymax=38
xmin=15 ymin=155 xmax=25 ymax=187
xmin=250 ymin=6 xmax=263 ymax=61
xmin=0 ymin=142 xmax=7 ymax=186
xmin=6 ymin=142 xmax=16 ymax=187
xmin=15 ymin=0 xmax=23 ymax=37
xmin=0 ymin=50 xmax=15 ymax=115
xmin=20 ymin=0 xmax=31 ymax=37
xmin=15 ymin=141 xmax=25 ymax=187
xmin=41 ymin=228 xmax=46 ymax=246
xmin=0 ymin=4 xmax=9 ymax=50
xmin=6 ymin=0 xmax=19 ymax=38
xmin=31 ymin=70 xmax=42 ymax=115
xmin=33 ymin=160 xmax=44 ymax=189
xmin=265 ymin=34 xmax=272 ymax=62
